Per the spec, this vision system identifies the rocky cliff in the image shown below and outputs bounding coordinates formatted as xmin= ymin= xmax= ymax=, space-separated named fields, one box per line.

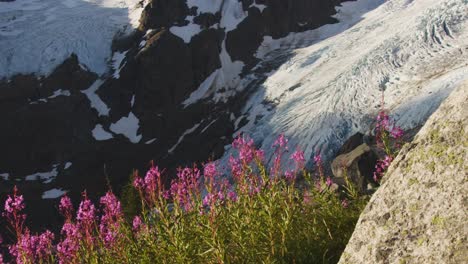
xmin=339 ymin=81 xmax=468 ymax=263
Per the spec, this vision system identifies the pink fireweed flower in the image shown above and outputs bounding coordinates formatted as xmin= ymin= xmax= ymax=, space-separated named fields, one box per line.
xmin=341 ymin=199 xmax=349 ymax=208
xmin=59 ymin=195 xmax=74 ymax=221
xmin=35 ymin=230 xmax=54 ymax=259
xmin=77 ymin=193 xmax=96 ymax=225
xmin=326 ymin=177 xmax=333 ymax=188
xmin=314 ymin=154 xmax=324 ymax=178
xmin=229 ymin=155 xmax=242 ymax=180
xmin=313 ymin=154 xmax=322 ymax=165
xmin=76 ymin=192 xmax=96 ymax=246
xmin=170 ymin=167 xmax=200 ymax=212
xmin=285 ymin=170 xmax=296 ymax=181
xmin=132 ymin=216 xmax=143 ymax=233
xmin=373 ymin=155 xmax=393 ymax=182
xmin=0 ymin=254 xmax=3 ymax=264
xmin=390 ymin=126 xmax=404 ymax=139
xmin=255 ymin=149 xmax=265 ymax=162
xmin=144 ymin=166 xmax=161 ymax=194
xmin=99 ymin=192 xmax=123 ymax=248
xmin=273 ymin=134 xmax=288 ymax=149
xmin=9 ymin=229 xmax=54 ymax=264
xmin=291 ymin=149 xmax=306 ymax=169
xmin=57 ymin=222 xmax=81 ymax=264
xmin=133 ymin=176 xmax=144 ymax=191
xmin=228 ymin=191 xmax=238 ymax=202
xmin=232 ymin=135 xmax=256 ymax=164
xmin=204 ymin=162 xmax=217 ymax=180
xmin=3 ymin=186 xmax=26 ymax=236
xmin=202 ymin=194 xmax=215 ymax=208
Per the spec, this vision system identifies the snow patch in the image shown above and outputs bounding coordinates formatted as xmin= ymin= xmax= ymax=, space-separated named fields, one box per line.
xmin=183 ymin=69 xmax=220 ymax=106
xmin=64 ymin=162 xmax=72 ymax=170
xmin=219 ymin=0 xmax=248 ymax=32
xmin=42 ymin=188 xmax=67 ymax=199
xmin=82 ymin=79 xmax=110 ymax=116
xmin=110 ymin=112 xmax=142 ymax=143
xmin=168 ymin=123 xmax=201 ymax=154
xmin=251 ymin=3 xmax=267 ymax=12
xmin=92 ymin=124 xmax=114 ymax=141
xmin=170 ymin=17 xmax=202 ymax=43
xmin=145 ymin=138 xmax=157 ymax=144
xmin=187 ymin=0 xmax=222 ymax=14
xmin=112 ymin=51 xmax=128 ymax=79
xmin=49 ymin=89 xmax=71 ymax=99
xmin=25 ymin=164 xmax=58 ymax=183
xmin=0 ymin=173 xmax=9 ymax=181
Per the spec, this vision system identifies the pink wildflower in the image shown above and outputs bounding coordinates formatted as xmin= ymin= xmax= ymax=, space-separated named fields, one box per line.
xmin=273 ymin=134 xmax=288 ymax=149
xmin=99 ymin=192 xmax=123 ymax=248
xmin=291 ymin=149 xmax=306 ymax=169
xmin=57 ymin=222 xmax=81 ymax=263
xmin=326 ymin=177 xmax=333 ymax=188
xmin=76 ymin=192 xmax=96 ymax=247
xmin=204 ymin=162 xmax=217 ymax=179
xmin=132 ymin=216 xmax=143 ymax=232
xmin=3 ymin=186 xmax=26 ymax=237
xmin=228 ymin=191 xmax=238 ymax=202
xmin=229 ymin=155 xmax=242 ymax=180
xmin=59 ymin=195 xmax=73 ymax=221
xmin=341 ymin=199 xmax=349 ymax=208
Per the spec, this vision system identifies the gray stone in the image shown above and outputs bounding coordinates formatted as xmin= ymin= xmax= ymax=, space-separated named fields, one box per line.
xmin=339 ymin=81 xmax=468 ymax=264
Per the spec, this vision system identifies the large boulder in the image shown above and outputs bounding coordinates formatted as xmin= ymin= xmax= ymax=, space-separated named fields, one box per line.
xmin=339 ymin=81 xmax=468 ymax=263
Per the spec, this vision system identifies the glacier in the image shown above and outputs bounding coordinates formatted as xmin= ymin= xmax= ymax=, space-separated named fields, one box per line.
xmin=0 ymin=0 xmax=144 ymax=77
xmin=217 ymin=0 xmax=468 ymax=166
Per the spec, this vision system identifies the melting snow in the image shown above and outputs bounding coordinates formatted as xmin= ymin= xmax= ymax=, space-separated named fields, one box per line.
xmin=0 ymin=172 xmax=9 ymax=181
xmin=112 ymin=50 xmax=129 ymax=79
xmin=170 ymin=16 xmax=202 ymax=43
xmin=25 ymin=164 xmax=58 ymax=183
xmin=92 ymin=124 xmax=114 ymax=141
xmin=42 ymin=188 xmax=67 ymax=199
xmin=187 ymin=0 xmax=222 ymax=14
xmin=168 ymin=123 xmax=201 ymax=154
xmin=82 ymin=79 xmax=110 ymax=116
xmin=145 ymin=138 xmax=157 ymax=144
xmin=64 ymin=162 xmax=72 ymax=170
xmin=49 ymin=89 xmax=71 ymax=99
xmin=110 ymin=112 xmax=142 ymax=143
xmin=183 ymin=69 xmax=220 ymax=107
xmin=251 ymin=3 xmax=267 ymax=12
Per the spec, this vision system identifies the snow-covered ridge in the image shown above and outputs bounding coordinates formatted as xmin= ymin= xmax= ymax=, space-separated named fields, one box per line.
xmin=0 ymin=0 xmax=144 ymax=78
xmin=218 ymin=0 xmax=468 ymax=165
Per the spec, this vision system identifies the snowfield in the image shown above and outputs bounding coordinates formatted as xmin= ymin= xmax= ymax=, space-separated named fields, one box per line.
xmin=218 ymin=0 xmax=468 ymax=165
xmin=0 ymin=0 xmax=144 ymax=78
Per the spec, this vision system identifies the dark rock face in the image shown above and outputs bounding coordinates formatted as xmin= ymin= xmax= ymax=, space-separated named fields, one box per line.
xmin=139 ymin=0 xmax=190 ymax=30
xmin=227 ymin=0 xmax=341 ymax=67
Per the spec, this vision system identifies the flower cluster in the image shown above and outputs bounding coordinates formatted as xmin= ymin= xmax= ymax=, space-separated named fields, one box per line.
xmin=374 ymin=109 xmax=404 ymax=183
xmin=0 ymin=134 xmax=367 ymax=264
xmin=99 ymin=192 xmax=123 ymax=248
xmin=9 ymin=229 xmax=54 ymax=264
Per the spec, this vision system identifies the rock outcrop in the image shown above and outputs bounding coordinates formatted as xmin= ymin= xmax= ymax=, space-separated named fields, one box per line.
xmin=331 ymin=133 xmax=379 ymax=192
xmin=339 ymin=81 xmax=468 ymax=264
